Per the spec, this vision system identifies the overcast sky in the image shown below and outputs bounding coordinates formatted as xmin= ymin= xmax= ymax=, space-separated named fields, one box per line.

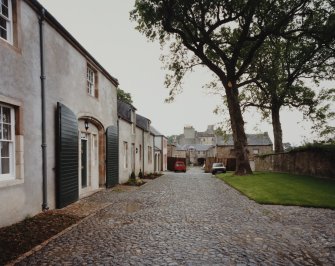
xmin=38 ymin=0 xmax=334 ymax=146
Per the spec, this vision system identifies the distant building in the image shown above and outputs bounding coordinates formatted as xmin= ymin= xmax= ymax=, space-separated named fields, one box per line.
xmin=170 ymin=125 xmax=273 ymax=169
xmin=208 ymin=132 xmax=273 ymax=170
xmin=175 ymin=125 xmax=216 ymax=145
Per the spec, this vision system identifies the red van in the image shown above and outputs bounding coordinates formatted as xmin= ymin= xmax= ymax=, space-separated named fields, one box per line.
xmin=174 ymin=161 xmax=186 ymax=172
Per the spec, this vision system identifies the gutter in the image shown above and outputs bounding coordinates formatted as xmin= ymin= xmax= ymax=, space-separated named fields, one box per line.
xmin=39 ymin=8 xmax=48 ymax=211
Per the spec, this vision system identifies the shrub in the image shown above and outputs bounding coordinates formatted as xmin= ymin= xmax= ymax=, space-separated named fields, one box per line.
xmin=130 ymin=171 xmax=136 ymax=180
xmin=138 ymin=169 xmax=143 ymax=178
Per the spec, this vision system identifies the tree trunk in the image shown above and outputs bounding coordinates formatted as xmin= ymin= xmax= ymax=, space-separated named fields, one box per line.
xmin=271 ymin=105 xmax=284 ymax=153
xmin=224 ymin=82 xmax=253 ymax=175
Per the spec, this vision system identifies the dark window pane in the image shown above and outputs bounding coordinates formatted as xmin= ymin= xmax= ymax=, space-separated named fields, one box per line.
xmin=0 ymin=124 xmax=2 ymax=139
xmin=3 ymin=0 xmax=9 ymax=7
xmin=2 ymin=107 xmax=11 ymax=123
xmin=0 ymin=17 xmax=6 ymax=28
xmin=2 ymin=5 xmax=8 ymax=18
xmin=2 ymin=124 xmax=11 ymax=140
xmin=1 ymin=142 xmax=9 ymax=157
xmin=1 ymin=158 xmax=9 ymax=174
xmin=0 ymin=22 xmax=6 ymax=40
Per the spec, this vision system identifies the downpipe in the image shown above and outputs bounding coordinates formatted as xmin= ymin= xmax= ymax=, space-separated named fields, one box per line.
xmin=142 ymin=130 xmax=145 ymax=174
xmin=39 ymin=8 xmax=49 ymax=211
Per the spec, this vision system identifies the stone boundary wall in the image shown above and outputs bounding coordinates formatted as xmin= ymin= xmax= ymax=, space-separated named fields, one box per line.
xmin=255 ymin=150 xmax=335 ymax=178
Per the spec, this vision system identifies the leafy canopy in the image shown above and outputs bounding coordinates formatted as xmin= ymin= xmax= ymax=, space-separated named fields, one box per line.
xmin=131 ymin=0 xmax=327 ymax=100
xmin=117 ymin=88 xmax=133 ymax=105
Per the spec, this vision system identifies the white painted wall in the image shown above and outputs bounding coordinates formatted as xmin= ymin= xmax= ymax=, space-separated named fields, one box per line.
xmin=119 ymin=119 xmax=134 ymax=184
xmin=0 ymin=1 xmax=117 ymax=227
xmin=135 ymin=127 xmax=144 ymax=176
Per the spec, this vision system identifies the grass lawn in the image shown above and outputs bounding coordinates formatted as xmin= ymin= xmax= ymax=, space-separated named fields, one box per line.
xmin=217 ymin=172 xmax=335 ymax=209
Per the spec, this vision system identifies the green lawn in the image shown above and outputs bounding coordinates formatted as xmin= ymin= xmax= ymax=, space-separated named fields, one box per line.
xmin=217 ymin=172 xmax=335 ymax=208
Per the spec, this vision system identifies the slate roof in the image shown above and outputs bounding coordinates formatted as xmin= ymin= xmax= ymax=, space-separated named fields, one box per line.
xmin=216 ymin=133 xmax=273 ymax=146
xmin=136 ymin=114 xmax=150 ymax=132
xmin=176 ymin=144 xmax=214 ymax=151
xmin=196 ymin=132 xmax=215 ymax=138
xmin=150 ymin=126 xmax=164 ymax=137
xmin=117 ymin=100 xmax=136 ymax=123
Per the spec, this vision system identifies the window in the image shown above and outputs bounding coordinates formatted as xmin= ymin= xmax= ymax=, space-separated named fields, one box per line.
xmin=87 ymin=65 xmax=98 ymax=97
xmin=0 ymin=104 xmax=14 ymax=179
xmin=139 ymin=144 xmax=142 ymax=161
xmin=148 ymin=146 xmax=152 ymax=163
xmin=0 ymin=0 xmax=12 ymax=43
xmin=253 ymin=149 xmax=259 ymax=155
xmin=123 ymin=142 xmax=128 ymax=168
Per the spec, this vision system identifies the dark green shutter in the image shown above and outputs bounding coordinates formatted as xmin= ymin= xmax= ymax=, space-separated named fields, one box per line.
xmin=56 ymin=102 xmax=79 ymax=208
xmin=106 ymin=125 xmax=119 ymax=188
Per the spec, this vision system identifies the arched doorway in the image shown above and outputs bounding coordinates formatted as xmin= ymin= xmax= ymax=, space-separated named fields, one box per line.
xmin=78 ymin=117 xmax=105 ymax=197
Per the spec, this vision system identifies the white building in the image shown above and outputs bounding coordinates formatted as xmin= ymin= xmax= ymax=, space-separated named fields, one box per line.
xmin=0 ymin=0 xmax=119 ymax=227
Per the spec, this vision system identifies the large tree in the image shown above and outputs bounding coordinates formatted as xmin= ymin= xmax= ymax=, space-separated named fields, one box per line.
xmin=131 ymin=0 xmax=321 ymax=174
xmin=241 ymin=33 xmax=335 ymax=152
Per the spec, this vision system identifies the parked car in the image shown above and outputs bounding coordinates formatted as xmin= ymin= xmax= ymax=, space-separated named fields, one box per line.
xmin=211 ymin=162 xmax=226 ymax=175
xmin=174 ymin=161 xmax=186 ymax=172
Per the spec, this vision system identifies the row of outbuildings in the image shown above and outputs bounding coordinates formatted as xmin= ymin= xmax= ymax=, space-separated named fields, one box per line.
xmin=0 ymin=0 xmax=167 ymax=227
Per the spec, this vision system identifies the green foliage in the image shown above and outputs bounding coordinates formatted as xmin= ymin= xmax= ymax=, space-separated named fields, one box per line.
xmin=291 ymin=143 xmax=335 ymax=153
xmin=131 ymin=0 xmax=332 ymax=100
xmin=239 ymin=20 xmax=335 ymax=147
xmin=130 ymin=171 xmax=136 ymax=180
xmin=166 ymin=135 xmax=177 ymax=144
xmin=309 ymin=89 xmax=335 ymax=141
xmin=117 ymin=88 xmax=133 ymax=105
xmin=218 ymin=172 xmax=335 ymax=208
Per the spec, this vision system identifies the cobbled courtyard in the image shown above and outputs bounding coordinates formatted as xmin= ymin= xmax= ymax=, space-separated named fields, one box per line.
xmin=17 ymin=167 xmax=335 ymax=265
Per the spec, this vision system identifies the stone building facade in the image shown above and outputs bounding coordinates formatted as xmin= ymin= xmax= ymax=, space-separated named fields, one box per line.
xmin=151 ymin=126 xmax=168 ymax=172
xmin=0 ymin=0 xmax=119 ymax=226
xmin=118 ymin=101 xmax=167 ymax=182
xmin=118 ymin=101 xmax=137 ymax=184
xmin=170 ymin=125 xmax=273 ymax=169
xmin=207 ymin=133 xmax=273 ymax=170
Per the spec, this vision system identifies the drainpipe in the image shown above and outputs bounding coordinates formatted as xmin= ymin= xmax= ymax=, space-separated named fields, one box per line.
xmin=117 ymin=119 xmax=119 ymax=182
xmin=161 ymin=137 xmax=163 ymax=171
xmin=142 ymin=130 xmax=145 ymax=174
xmin=153 ymin=134 xmax=155 ymax=172
xmin=39 ymin=8 xmax=48 ymax=211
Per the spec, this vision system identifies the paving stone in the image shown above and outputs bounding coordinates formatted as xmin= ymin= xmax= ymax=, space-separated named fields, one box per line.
xmin=16 ymin=167 xmax=335 ymax=265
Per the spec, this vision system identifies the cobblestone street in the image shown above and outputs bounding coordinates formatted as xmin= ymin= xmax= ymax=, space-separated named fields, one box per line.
xmin=17 ymin=168 xmax=335 ymax=265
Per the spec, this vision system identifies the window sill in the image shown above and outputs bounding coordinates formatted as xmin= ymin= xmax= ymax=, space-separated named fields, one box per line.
xmin=87 ymin=93 xmax=99 ymax=100
xmin=0 ymin=37 xmax=21 ymax=54
xmin=0 ymin=179 xmax=24 ymax=188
